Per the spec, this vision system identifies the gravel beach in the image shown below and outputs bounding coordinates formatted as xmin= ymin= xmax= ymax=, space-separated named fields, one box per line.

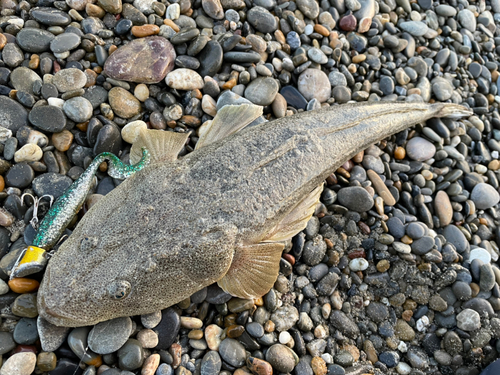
xmin=0 ymin=0 xmax=500 ymax=373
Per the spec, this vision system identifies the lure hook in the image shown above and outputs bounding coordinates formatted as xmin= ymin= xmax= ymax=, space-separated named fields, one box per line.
xmin=21 ymin=193 xmax=54 ymax=230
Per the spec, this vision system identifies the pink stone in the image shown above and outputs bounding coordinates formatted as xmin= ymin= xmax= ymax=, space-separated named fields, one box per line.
xmin=104 ymin=36 xmax=175 ymax=84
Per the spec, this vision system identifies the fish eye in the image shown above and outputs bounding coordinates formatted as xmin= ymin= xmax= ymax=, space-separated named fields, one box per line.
xmin=107 ymin=280 xmax=131 ymax=300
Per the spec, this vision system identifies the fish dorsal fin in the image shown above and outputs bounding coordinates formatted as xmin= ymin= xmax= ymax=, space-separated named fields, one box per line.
xmin=217 ymin=242 xmax=284 ymax=299
xmin=130 ymin=129 xmax=189 ymax=164
xmin=264 ymin=185 xmax=324 ymax=242
xmin=195 ymin=104 xmax=263 ymax=150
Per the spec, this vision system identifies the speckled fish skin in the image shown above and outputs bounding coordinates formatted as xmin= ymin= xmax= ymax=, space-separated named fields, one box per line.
xmin=37 ymin=102 xmax=471 ymax=327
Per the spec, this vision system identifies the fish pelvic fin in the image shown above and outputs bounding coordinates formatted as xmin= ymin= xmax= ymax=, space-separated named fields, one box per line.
xmin=195 ymin=104 xmax=263 ymax=150
xmin=264 ymin=184 xmax=324 ymax=242
xmin=130 ymin=129 xmax=190 ymax=164
xmin=217 ymin=242 xmax=284 ymax=299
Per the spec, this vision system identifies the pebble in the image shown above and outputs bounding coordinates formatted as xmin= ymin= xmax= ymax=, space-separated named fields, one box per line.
xmin=456 ymin=309 xmax=481 ymax=331
xmin=0 ymin=352 xmax=36 ymax=375
xmin=121 ymin=121 xmax=147 ymax=144
xmin=337 ymin=186 xmax=374 ymax=212
xmin=471 ymin=183 xmax=500 ymax=209
xmin=298 ymin=69 xmax=332 ymax=103
xmin=265 ymin=344 xmax=296 ymax=372
xmin=406 ymin=137 xmax=436 ymax=161
xmin=88 ymin=317 xmax=133 ymax=354
xmin=104 ymin=37 xmax=175 ymax=83
xmin=117 ymin=339 xmax=144 ymax=370
xmin=166 ymin=69 xmax=204 ymax=90
xmin=29 ymin=105 xmax=66 ymax=133
xmin=63 ymin=97 xmax=93 ymax=123
xmin=244 ymin=77 xmax=279 ymax=106
xmin=108 ymin=87 xmax=142 ymax=119
xmin=14 ymin=144 xmax=43 ymax=163
xmin=218 ymin=338 xmax=246 ymax=367
xmin=0 ymin=96 xmax=29 ymax=132
xmin=200 ymin=351 xmax=222 ymax=375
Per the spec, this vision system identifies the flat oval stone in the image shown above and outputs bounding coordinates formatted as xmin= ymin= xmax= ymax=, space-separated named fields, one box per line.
xmin=406 ymin=137 xmax=436 ymax=161
xmin=153 ymin=308 xmax=180 ymax=350
xmin=108 ymin=87 xmax=142 ymax=118
xmin=298 ymin=69 xmax=331 ymax=103
xmin=52 ymin=68 xmax=86 ymax=92
xmin=244 ymin=77 xmax=279 ymax=106
xmin=104 ymin=37 xmax=175 ymax=84
xmin=197 ymin=40 xmax=223 ymax=78
xmin=200 ymin=351 xmax=222 ymax=375
xmin=29 ymin=105 xmax=66 ymax=133
xmin=16 ymin=28 xmax=55 ymax=53
xmin=117 ymin=339 xmax=144 ymax=370
xmin=434 ymin=191 xmax=452 ymax=226
xmin=0 ymin=352 xmax=36 ymax=375
xmin=88 ymin=317 xmax=133 ymax=354
xmin=94 ymin=124 xmax=122 ymax=155
xmin=32 ymin=172 xmax=72 ymax=199
xmin=63 ymin=97 xmax=93 ymax=123
xmin=247 ymin=6 xmax=277 ymax=33
xmin=10 ymin=67 xmax=42 ymax=95
xmin=218 ymin=338 xmax=246 ymax=367
xmin=165 ymin=69 xmax=203 ymax=90
xmin=337 ymin=186 xmax=374 ymax=212
xmin=30 ymin=7 xmax=71 ymax=26
xmin=0 ymin=96 xmax=28 ymax=131
xmin=50 ymin=32 xmax=81 ymax=53
xmin=471 ymin=183 xmax=500 ymax=209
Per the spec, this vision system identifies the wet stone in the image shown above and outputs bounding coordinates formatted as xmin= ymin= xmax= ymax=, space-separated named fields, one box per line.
xmin=88 ymin=317 xmax=133 ymax=354
xmin=31 ymin=7 xmax=72 ymax=26
xmin=247 ymin=6 xmax=277 ymax=33
xmin=12 ymin=293 xmax=38 ymax=318
xmin=330 ymin=310 xmax=359 ymax=338
xmin=94 ymin=124 xmax=122 ymax=155
xmin=218 ymin=338 xmax=246 ymax=367
xmin=5 ymin=163 xmax=35 ymax=188
xmin=16 ymin=28 xmax=55 ymax=53
xmin=442 ymin=225 xmax=469 ymax=253
xmin=244 ymin=77 xmax=279 ymax=106
xmin=0 ymin=96 xmax=28 ymax=132
xmin=265 ymin=344 xmax=296 ymax=372
xmin=63 ymin=97 xmax=93 ymax=123
xmin=29 ymin=105 xmax=66 ymax=133
xmin=118 ymin=339 xmax=144 ymax=370
xmin=50 ymin=32 xmax=81 ymax=53
xmin=200 ymin=351 xmax=221 ymax=375
xmin=10 ymin=67 xmax=42 ymax=95
xmin=32 ymin=172 xmax=72 ymax=199
xmin=153 ymin=308 xmax=180 ymax=350
xmin=337 ymin=186 xmax=374 ymax=212
xmin=13 ymin=317 xmax=38 ymax=345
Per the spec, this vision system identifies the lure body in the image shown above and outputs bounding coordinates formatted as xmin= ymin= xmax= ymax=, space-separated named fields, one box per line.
xmin=37 ymin=101 xmax=471 ymax=327
xmin=11 ymin=150 xmax=150 ymax=278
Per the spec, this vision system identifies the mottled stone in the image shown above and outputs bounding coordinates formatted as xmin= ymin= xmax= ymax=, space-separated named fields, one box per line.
xmin=104 ymin=37 xmax=176 ymax=84
xmin=108 ymin=87 xmax=142 ymax=118
xmin=297 ymin=69 xmax=331 ymax=103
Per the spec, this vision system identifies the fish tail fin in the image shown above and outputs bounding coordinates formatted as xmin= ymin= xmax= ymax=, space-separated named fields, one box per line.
xmin=432 ymin=103 xmax=473 ymax=119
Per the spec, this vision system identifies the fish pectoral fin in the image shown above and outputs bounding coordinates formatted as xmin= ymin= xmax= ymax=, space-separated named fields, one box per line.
xmin=195 ymin=104 xmax=263 ymax=150
xmin=264 ymin=184 xmax=324 ymax=242
xmin=217 ymin=242 xmax=284 ymax=299
xmin=130 ymin=129 xmax=190 ymax=164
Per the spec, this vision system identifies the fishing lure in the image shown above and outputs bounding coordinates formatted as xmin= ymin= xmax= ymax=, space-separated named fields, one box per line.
xmin=10 ymin=149 xmax=150 ymax=279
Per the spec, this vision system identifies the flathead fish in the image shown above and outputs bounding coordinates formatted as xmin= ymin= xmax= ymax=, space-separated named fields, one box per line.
xmin=37 ymin=101 xmax=471 ymax=327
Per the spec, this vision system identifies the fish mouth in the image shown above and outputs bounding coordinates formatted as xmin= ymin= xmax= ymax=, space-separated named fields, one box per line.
xmin=38 ymin=268 xmax=87 ymax=327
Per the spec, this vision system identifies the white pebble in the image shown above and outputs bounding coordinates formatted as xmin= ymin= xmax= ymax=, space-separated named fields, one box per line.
xmin=304 ymin=24 xmax=314 ymax=35
xmin=54 ymin=51 xmax=70 ymax=59
xmin=469 ymin=248 xmax=491 ymax=264
xmin=121 ymin=120 xmax=147 ymax=144
xmin=416 ymin=316 xmax=430 ymax=332
xmin=475 ymin=164 xmax=488 ymax=174
xmin=321 ymin=353 xmax=333 ymax=364
xmin=14 ymin=144 xmax=43 ymax=163
xmin=396 ymin=362 xmax=412 ymax=375
xmin=397 ymin=341 xmax=408 ymax=353
xmin=279 ymin=331 xmax=291 ymax=344
xmin=0 ymin=126 xmax=12 ymax=143
xmin=165 ymin=3 xmax=180 ymax=19
xmin=47 ymin=97 xmax=65 ymax=108
xmin=349 ymin=258 xmax=369 ymax=271
xmin=492 ymin=150 xmax=499 ymax=159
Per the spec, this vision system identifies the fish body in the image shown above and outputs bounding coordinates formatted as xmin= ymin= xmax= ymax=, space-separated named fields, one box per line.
xmin=37 ymin=101 xmax=471 ymax=327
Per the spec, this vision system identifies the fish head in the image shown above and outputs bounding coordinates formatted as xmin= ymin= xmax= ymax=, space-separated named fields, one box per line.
xmin=37 ymin=214 xmax=238 ymax=327
xmin=37 ymin=232 xmax=148 ymax=327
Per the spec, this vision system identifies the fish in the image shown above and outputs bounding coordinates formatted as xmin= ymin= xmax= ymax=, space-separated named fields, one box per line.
xmin=37 ymin=101 xmax=472 ymax=327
